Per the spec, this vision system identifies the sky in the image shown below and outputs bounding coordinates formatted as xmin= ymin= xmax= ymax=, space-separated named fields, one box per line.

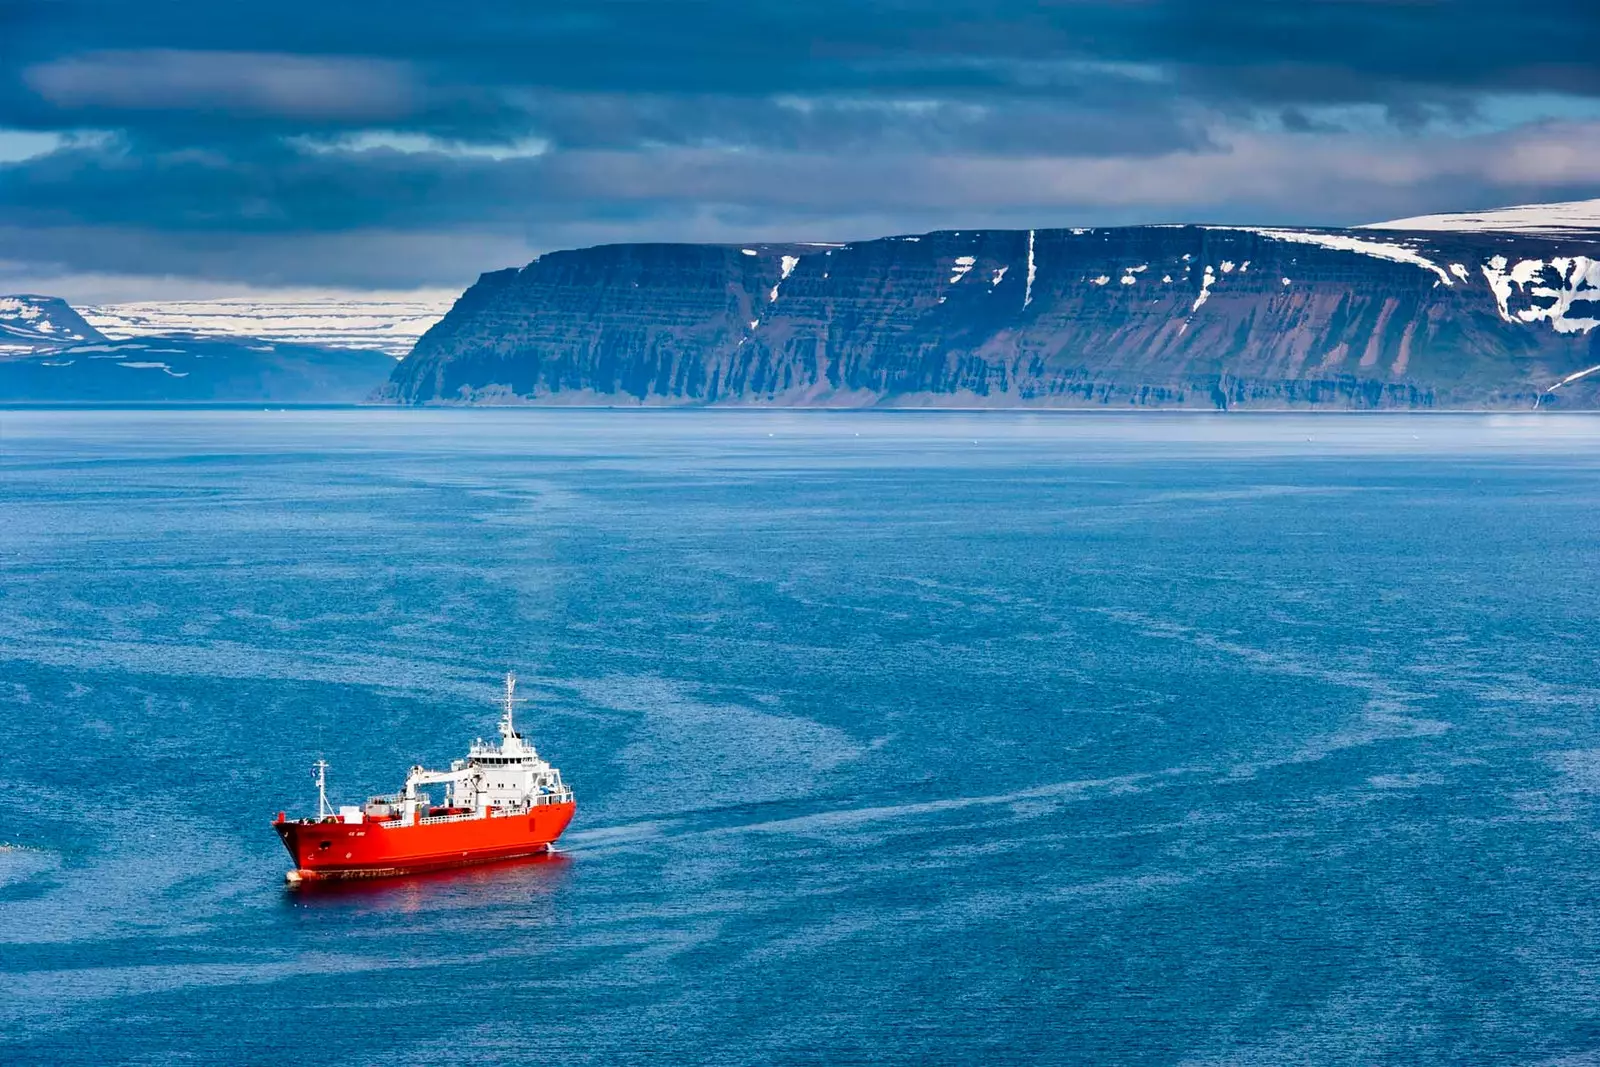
xmin=2 ymin=0 xmax=1598 ymax=301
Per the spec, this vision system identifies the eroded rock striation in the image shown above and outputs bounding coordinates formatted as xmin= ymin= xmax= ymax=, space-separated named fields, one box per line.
xmin=384 ymin=212 xmax=1600 ymax=409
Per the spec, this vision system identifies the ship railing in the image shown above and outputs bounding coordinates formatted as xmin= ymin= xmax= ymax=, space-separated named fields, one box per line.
xmin=486 ymin=791 xmax=576 ymax=816
xmin=376 ymin=810 xmax=481 ymax=829
xmin=415 ymin=811 xmax=480 ymax=826
xmin=379 ymin=790 xmax=574 ymax=828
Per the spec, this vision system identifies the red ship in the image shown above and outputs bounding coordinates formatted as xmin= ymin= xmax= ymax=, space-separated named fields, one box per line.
xmin=274 ymin=673 xmax=575 ymax=883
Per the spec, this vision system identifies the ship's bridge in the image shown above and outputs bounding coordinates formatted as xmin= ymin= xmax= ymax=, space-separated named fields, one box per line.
xmin=446 ymin=674 xmax=569 ymax=812
xmin=365 ymin=673 xmax=573 ymax=822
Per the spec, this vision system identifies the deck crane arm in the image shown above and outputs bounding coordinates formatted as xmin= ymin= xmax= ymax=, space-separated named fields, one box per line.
xmin=403 ymin=765 xmax=479 ymax=800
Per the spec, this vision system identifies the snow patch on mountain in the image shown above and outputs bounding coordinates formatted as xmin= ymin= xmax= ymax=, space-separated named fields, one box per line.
xmin=1023 ymin=230 xmax=1036 ymax=308
xmin=117 ymin=361 xmax=189 ymax=377
xmin=65 ymin=342 xmax=143 ymax=353
xmin=0 ymin=295 xmax=104 ymax=348
xmin=1364 ymin=198 xmax=1600 ymax=236
xmin=1546 ymin=363 xmax=1600 ymax=394
xmin=1235 ymin=228 xmax=1454 ymax=286
xmin=81 ymin=293 xmax=456 ymax=356
xmin=1481 ymin=256 xmax=1600 ymax=334
xmin=1192 ymin=266 xmax=1216 ymax=311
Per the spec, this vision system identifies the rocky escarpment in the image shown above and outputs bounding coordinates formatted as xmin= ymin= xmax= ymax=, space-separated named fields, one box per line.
xmin=384 ymin=211 xmax=1600 ymax=409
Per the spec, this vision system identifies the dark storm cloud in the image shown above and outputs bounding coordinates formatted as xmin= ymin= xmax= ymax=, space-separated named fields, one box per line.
xmin=1 ymin=1 xmax=1597 ymax=291
xmin=10 ymin=2 xmax=1595 ymax=126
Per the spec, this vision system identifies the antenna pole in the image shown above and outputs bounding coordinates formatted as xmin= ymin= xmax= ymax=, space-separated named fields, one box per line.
xmin=502 ymin=672 xmax=517 ymax=737
xmin=314 ymin=759 xmax=333 ymax=819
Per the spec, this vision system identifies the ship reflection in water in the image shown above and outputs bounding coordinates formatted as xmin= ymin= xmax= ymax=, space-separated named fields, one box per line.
xmin=282 ymin=850 xmax=574 ymax=914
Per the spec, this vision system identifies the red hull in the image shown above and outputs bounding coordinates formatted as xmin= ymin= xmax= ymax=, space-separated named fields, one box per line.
xmin=275 ymin=802 xmax=575 ymax=881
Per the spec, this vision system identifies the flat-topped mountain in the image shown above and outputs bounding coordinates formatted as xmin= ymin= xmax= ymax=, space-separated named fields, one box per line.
xmin=383 ymin=200 xmax=1600 ymax=409
xmin=0 ymin=296 xmax=399 ymax=403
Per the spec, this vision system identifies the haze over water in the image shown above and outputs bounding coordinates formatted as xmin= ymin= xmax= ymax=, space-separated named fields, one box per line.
xmin=3 ymin=410 xmax=1599 ymax=1066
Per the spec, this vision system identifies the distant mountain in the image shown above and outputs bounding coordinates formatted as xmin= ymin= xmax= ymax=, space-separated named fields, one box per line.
xmin=382 ymin=200 xmax=1600 ymax=409
xmin=0 ymin=294 xmax=107 ymax=353
xmin=83 ymin=293 xmax=456 ymax=356
xmin=0 ymin=300 xmax=398 ymax=403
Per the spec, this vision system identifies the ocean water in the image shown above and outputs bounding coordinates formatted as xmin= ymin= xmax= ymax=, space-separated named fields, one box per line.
xmin=3 ymin=409 xmax=1600 ymax=1066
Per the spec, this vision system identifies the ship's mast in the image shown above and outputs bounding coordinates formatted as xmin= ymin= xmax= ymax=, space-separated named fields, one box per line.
xmin=313 ymin=759 xmax=334 ymax=819
xmin=500 ymin=672 xmax=525 ymax=740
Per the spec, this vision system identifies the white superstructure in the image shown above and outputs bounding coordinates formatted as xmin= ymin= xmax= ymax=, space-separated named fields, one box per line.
xmin=360 ymin=673 xmax=573 ymax=825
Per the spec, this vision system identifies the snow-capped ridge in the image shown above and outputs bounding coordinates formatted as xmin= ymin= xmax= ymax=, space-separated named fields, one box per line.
xmin=82 ymin=294 xmax=455 ymax=356
xmin=1229 ymin=228 xmax=1455 ymax=286
xmin=1364 ymin=198 xmax=1600 ymax=236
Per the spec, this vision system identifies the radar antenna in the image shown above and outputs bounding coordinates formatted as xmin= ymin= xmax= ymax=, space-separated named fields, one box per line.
xmin=500 ymin=672 xmax=529 ymax=740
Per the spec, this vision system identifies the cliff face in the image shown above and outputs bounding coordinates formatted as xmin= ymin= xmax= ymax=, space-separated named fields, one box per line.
xmin=384 ymin=219 xmax=1600 ymax=409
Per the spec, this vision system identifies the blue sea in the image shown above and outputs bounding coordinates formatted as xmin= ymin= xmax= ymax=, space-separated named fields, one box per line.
xmin=3 ymin=409 xmax=1600 ymax=1066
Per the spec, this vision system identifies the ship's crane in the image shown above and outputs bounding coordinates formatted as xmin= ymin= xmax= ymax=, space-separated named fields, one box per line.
xmin=403 ymin=764 xmax=480 ymax=801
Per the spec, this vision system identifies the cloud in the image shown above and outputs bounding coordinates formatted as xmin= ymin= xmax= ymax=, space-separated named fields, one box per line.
xmin=0 ymin=2 xmax=1596 ymax=295
xmin=24 ymin=50 xmax=419 ymax=121
xmin=0 ymin=128 xmax=65 ymax=162
xmin=2 ymin=116 xmax=1597 ymax=293
xmin=0 ymin=223 xmax=543 ymax=291
xmin=293 ymin=131 xmax=552 ymax=160
xmin=7 ymin=117 xmax=1598 ymax=228
xmin=12 ymin=3 xmax=1599 ymax=142
xmin=502 ymin=86 xmax=1207 ymax=156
